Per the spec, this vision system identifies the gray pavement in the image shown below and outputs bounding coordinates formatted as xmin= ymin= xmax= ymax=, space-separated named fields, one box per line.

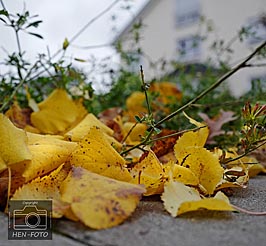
xmin=1 ymin=175 xmax=266 ymax=246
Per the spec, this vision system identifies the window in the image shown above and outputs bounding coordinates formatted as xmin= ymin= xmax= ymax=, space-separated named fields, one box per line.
xmin=176 ymin=0 xmax=201 ymax=27
xmin=177 ymin=35 xmax=201 ymax=62
xmin=245 ymin=15 xmax=266 ymax=45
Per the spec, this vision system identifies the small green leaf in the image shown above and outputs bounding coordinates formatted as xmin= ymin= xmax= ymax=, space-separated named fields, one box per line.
xmin=63 ymin=38 xmax=69 ymax=50
xmin=0 ymin=9 xmax=9 ymax=17
xmin=28 ymin=32 xmax=43 ymax=39
xmin=74 ymin=58 xmax=87 ymax=62
xmin=134 ymin=115 xmax=142 ymax=123
xmin=154 ymin=127 xmax=162 ymax=134
xmin=26 ymin=20 xmax=43 ymax=29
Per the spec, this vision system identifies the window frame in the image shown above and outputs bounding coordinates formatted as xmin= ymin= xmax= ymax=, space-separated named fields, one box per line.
xmin=177 ymin=35 xmax=202 ymax=62
xmin=175 ymin=0 xmax=201 ymax=27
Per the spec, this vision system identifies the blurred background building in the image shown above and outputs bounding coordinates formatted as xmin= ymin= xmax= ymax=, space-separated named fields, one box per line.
xmin=113 ymin=0 xmax=266 ymax=97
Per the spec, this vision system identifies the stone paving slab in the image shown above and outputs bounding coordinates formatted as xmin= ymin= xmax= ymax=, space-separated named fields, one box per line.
xmin=1 ymin=175 xmax=266 ymax=246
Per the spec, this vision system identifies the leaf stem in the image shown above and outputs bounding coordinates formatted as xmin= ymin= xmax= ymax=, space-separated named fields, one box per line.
xmin=0 ymin=0 xmax=22 ymax=57
xmin=122 ymin=121 xmax=138 ymax=144
xmin=223 ymin=139 xmax=266 ymax=165
xmin=232 ymin=204 xmax=266 ymax=215
xmin=140 ymin=65 xmax=152 ymax=116
xmin=146 ymin=125 xmax=207 ymax=144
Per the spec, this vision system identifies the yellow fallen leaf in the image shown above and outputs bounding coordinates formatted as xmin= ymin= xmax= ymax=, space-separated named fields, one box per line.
xmin=178 ymin=191 xmax=235 ymax=215
xmin=64 ymin=113 xmax=113 ymax=141
xmin=63 ymin=207 xmax=80 ymax=222
xmin=223 ymin=166 xmax=248 ymax=183
xmin=12 ymin=164 xmax=69 ymax=218
xmin=126 ymin=91 xmax=146 ymax=113
xmin=214 ymin=165 xmax=249 ymax=190
xmin=174 ymin=113 xmax=209 ymax=160
xmin=0 ymin=114 xmax=31 ymax=167
xmin=161 ymin=180 xmax=200 ymax=217
xmin=164 ymin=161 xmax=199 ymax=186
xmin=224 ymin=154 xmax=264 ymax=178
xmin=60 ymin=166 xmax=146 ymax=229
xmin=150 ymin=82 xmax=182 ymax=105
xmin=175 ymin=147 xmax=224 ymax=194
xmin=130 ymin=151 xmax=164 ymax=195
xmin=22 ymin=139 xmax=77 ymax=182
xmin=125 ymin=82 xmax=182 ymax=119
xmin=0 ymin=156 xmax=6 ymax=172
xmin=4 ymin=101 xmax=29 ymax=128
xmin=31 ymin=89 xmax=87 ymax=134
xmin=122 ymin=122 xmax=147 ymax=144
xmin=27 ymin=132 xmax=64 ymax=145
xmin=104 ymin=134 xmax=123 ymax=151
xmin=162 ymin=180 xmax=235 ymax=217
xmin=24 ymin=124 xmax=41 ymax=133
xmin=248 ymin=163 xmax=266 ymax=177
xmin=64 ymin=113 xmax=122 ymax=150
xmin=69 ymin=126 xmax=132 ymax=182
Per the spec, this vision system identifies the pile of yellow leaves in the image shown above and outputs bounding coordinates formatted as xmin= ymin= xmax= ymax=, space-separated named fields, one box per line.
xmin=0 ymin=88 xmax=265 ymax=229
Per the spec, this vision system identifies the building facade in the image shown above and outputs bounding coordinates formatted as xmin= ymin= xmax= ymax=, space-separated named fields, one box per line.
xmin=114 ymin=0 xmax=266 ymax=97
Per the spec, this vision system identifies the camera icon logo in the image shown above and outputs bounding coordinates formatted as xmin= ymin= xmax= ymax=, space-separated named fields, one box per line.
xmin=13 ymin=205 xmax=47 ymax=230
xmin=8 ymin=200 xmax=52 ymax=240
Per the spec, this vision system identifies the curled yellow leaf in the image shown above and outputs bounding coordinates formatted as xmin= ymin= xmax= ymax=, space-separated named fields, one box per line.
xmin=178 ymin=191 xmax=235 ymax=216
xmin=248 ymin=163 xmax=266 ymax=177
xmin=130 ymin=151 xmax=164 ymax=196
xmin=69 ymin=126 xmax=132 ymax=181
xmin=162 ymin=180 xmax=235 ymax=217
xmin=176 ymin=147 xmax=224 ymax=194
xmin=174 ymin=113 xmax=209 ymax=159
xmin=164 ymin=161 xmax=199 ymax=186
xmin=162 ymin=180 xmax=200 ymax=217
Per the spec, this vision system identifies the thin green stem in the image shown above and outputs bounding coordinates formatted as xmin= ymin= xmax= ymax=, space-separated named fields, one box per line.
xmin=120 ymin=130 xmax=153 ymax=156
xmin=122 ymin=121 xmax=139 ymax=144
xmin=146 ymin=126 xmax=207 ymax=144
xmin=120 ymin=125 xmax=207 ymax=156
xmin=0 ymin=0 xmax=22 ymax=56
xmin=191 ymin=100 xmax=244 ymax=109
xmin=15 ymin=29 xmax=22 ymax=57
xmin=223 ymin=139 xmax=266 ymax=165
xmin=140 ymin=65 xmax=152 ymax=116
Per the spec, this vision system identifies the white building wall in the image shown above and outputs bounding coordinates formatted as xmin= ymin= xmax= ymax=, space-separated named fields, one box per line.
xmin=118 ymin=0 xmax=266 ymax=97
xmin=201 ymin=0 xmax=266 ymax=96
